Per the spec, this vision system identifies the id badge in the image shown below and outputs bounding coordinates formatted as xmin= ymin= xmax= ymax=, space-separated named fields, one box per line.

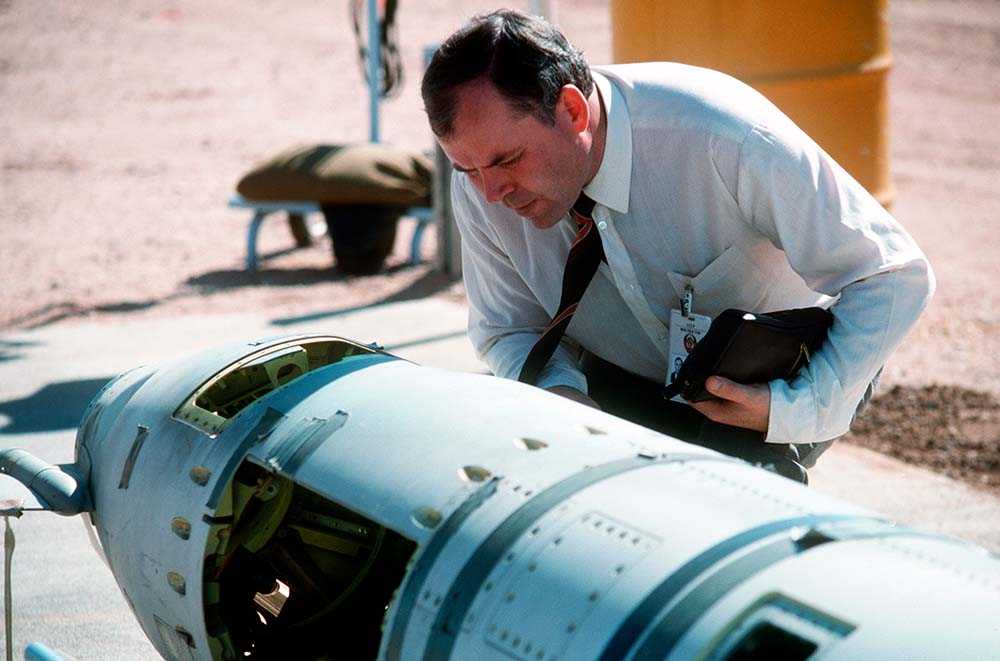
xmin=666 ymin=308 xmax=712 ymax=404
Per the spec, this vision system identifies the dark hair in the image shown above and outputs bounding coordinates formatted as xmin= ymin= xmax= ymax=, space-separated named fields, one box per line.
xmin=421 ymin=9 xmax=593 ymax=137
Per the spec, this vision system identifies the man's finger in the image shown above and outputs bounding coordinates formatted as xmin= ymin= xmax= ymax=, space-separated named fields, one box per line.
xmin=690 ymin=399 xmax=730 ymax=423
xmin=705 ymin=376 xmax=745 ymax=402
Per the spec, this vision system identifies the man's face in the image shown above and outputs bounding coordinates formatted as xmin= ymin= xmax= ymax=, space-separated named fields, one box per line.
xmin=438 ymin=80 xmax=589 ymax=229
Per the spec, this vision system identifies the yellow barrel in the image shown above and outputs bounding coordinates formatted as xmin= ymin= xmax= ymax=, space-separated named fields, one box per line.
xmin=611 ymin=0 xmax=893 ymax=206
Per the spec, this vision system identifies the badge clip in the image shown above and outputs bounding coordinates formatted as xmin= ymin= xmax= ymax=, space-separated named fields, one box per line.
xmin=681 ymin=286 xmax=694 ymax=319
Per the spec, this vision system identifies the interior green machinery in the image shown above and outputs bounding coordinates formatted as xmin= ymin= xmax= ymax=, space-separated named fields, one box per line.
xmin=203 ymin=461 xmax=416 ymax=659
xmin=169 ymin=337 xmax=416 ymax=658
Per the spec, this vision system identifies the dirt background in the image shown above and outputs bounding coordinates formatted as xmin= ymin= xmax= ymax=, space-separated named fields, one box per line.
xmin=1 ymin=1 xmax=998 ymax=488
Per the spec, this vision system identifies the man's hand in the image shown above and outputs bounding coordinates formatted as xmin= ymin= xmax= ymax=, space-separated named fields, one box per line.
xmin=546 ymin=385 xmax=602 ymax=410
xmin=689 ymin=376 xmax=770 ymax=433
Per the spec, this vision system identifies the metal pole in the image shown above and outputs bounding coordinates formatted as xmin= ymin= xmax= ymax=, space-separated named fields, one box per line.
xmin=367 ymin=0 xmax=381 ymax=143
xmin=530 ymin=0 xmax=555 ymax=20
xmin=424 ymin=44 xmax=460 ymax=277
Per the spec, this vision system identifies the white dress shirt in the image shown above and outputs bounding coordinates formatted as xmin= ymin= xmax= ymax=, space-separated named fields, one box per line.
xmin=452 ymin=62 xmax=934 ymax=445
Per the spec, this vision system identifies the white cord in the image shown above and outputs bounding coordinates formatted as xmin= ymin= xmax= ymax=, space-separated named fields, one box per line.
xmin=4 ymin=516 xmax=15 ymax=661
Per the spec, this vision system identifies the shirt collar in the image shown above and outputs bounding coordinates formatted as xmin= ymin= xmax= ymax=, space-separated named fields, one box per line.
xmin=582 ymin=70 xmax=632 ymax=214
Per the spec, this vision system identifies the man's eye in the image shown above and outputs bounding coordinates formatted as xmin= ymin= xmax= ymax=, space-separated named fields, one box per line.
xmin=499 ymin=154 xmax=522 ymax=169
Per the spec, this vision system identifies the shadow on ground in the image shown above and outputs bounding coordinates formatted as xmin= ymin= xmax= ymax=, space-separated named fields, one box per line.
xmin=187 ymin=257 xmax=428 ymax=291
xmin=187 ymin=265 xmax=346 ymax=290
xmin=1 ymin=259 xmax=436 ymax=331
xmin=4 ymin=300 xmax=166 ymax=330
xmin=0 ymin=339 xmax=42 ymax=363
xmin=0 ymin=377 xmax=114 ymax=434
xmin=271 ymin=269 xmax=457 ymax=326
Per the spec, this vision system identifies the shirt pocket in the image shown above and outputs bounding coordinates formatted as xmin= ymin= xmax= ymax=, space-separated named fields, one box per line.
xmin=666 ymin=244 xmax=776 ymax=318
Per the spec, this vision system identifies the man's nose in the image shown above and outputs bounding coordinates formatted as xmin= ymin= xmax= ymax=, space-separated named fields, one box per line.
xmin=478 ymin=168 xmax=514 ymax=205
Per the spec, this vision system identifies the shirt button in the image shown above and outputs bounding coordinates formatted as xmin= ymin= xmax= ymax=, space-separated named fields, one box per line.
xmin=597 ymin=221 xmax=607 ymax=231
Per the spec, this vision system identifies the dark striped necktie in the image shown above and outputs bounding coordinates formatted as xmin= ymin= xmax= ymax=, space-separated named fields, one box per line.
xmin=518 ymin=193 xmax=605 ymax=386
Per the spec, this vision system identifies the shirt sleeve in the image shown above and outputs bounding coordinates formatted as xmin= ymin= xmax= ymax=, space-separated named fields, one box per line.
xmin=452 ymin=173 xmax=590 ymax=394
xmin=734 ymin=123 xmax=935 ymax=444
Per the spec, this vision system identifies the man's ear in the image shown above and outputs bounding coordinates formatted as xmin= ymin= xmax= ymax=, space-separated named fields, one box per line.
xmin=556 ymin=84 xmax=590 ymax=133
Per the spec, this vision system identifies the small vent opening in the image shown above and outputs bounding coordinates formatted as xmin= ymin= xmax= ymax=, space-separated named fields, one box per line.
xmin=725 ymin=622 xmax=817 ymax=660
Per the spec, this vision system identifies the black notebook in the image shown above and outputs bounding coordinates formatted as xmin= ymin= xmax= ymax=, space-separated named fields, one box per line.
xmin=662 ymin=307 xmax=834 ymax=403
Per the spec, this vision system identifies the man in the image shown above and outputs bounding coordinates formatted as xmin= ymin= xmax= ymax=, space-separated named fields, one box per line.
xmin=421 ymin=10 xmax=933 ymax=479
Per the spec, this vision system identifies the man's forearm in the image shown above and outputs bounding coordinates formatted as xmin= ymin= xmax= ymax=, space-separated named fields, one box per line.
xmin=767 ymin=261 xmax=934 ymax=444
xmin=476 ymin=331 xmax=589 ymax=393
xmin=546 ymin=385 xmax=601 ymax=409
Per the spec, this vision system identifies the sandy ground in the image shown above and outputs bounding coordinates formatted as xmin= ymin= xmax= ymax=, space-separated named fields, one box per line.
xmin=0 ymin=0 xmax=612 ymax=330
xmin=1 ymin=2 xmax=998 ymax=473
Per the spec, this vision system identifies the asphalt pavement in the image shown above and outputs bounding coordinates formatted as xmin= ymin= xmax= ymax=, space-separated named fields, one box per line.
xmin=1 ymin=299 xmax=998 ymax=659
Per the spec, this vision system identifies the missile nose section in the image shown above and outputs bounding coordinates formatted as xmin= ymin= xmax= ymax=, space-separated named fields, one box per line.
xmin=72 ymin=335 xmax=412 ymax=659
xmin=0 ymin=362 xmax=159 ymax=515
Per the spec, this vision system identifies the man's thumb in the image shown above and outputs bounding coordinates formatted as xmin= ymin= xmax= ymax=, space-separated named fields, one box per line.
xmin=706 ymin=376 xmax=738 ymax=400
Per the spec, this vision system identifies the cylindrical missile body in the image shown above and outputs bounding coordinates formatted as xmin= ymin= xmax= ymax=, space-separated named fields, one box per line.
xmin=61 ymin=335 xmax=1000 ymax=660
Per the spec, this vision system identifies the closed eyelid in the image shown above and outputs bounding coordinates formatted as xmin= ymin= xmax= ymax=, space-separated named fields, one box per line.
xmin=503 ymin=149 xmax=524 ymax=163
xmin=498 ymin=152 xmax=523 ymax=168
xmin=453 ymin=149 xmax=523 ymax=174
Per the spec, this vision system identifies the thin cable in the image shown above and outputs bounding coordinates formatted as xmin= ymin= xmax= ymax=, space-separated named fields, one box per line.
xmin=4 ymin=517 xmax=15 ymax=661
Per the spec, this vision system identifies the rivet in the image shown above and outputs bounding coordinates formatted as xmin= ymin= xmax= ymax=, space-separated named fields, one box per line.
xmin=411 ymin=506 xmax=443 ymax=529
xmin=484 ymin=581 xmax=494 ymax=591
xmin=514 ymin=437 xmax=548 ymax=451
xmin=171 ymin=517 xmax=191 ymax=540
xmin=614 ymin=564 xmax=625 ymax=575
xmin=458 ymin=465 xmax=492 ymax=483
xmin=589 ymin=591 xmax=599 ymax=602
xmin=513 ymin=637 xmax=521 ymax=648
xmin=553 ymin=537 xmax=562 ymax=545
xmin=566 ymin=623 xmax=577 ymax=633
xmin=189 ymin=466 xmax=211 ymax=486
xmin=528 ymin=562 xmax=537 ymax=572
xmin=167 ymin=572 xmax=186 ymax=596
xmin=505 ymin=593 xmax=515 ymax=602
xmin=500 ymin=630 xmax=509 ymax=641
